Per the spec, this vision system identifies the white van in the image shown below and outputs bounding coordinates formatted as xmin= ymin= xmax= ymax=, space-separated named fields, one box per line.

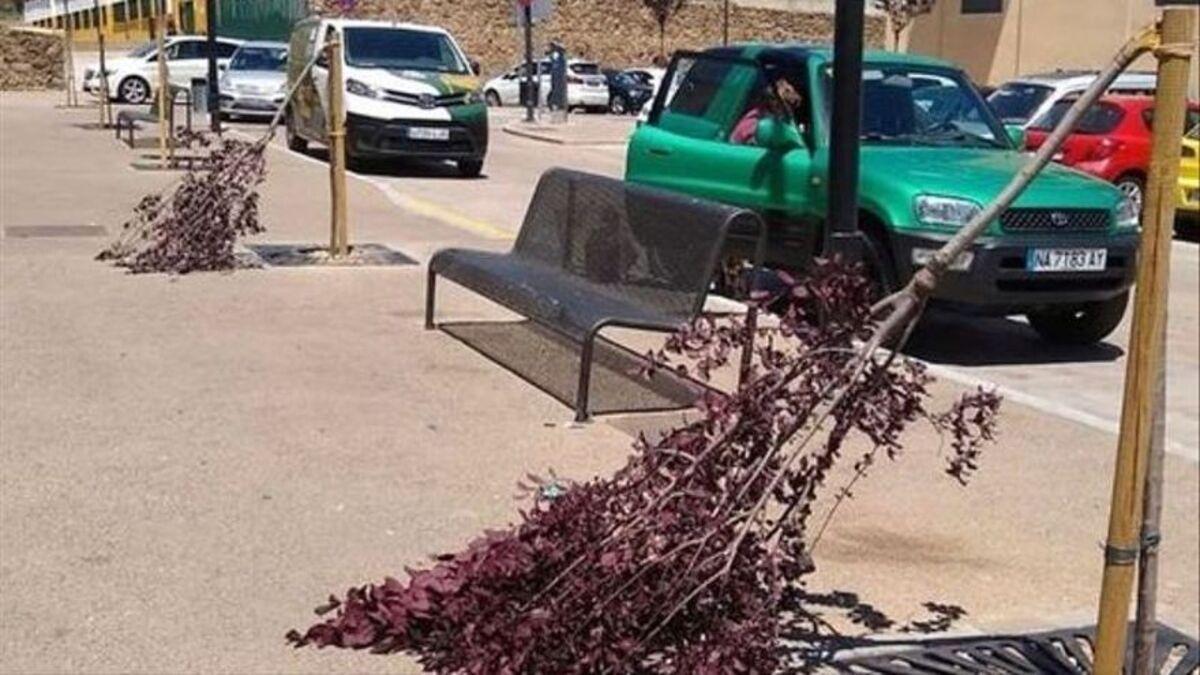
xmin=286 ymin=18 xmax=487 ymax=177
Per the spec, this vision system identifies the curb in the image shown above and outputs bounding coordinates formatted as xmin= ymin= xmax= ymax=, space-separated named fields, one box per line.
xmin=501 ymin=123 xmax=627 ymax=146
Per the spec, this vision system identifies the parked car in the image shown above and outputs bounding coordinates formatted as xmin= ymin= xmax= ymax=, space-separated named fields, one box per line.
xmin=987 ymin=70 xmax=1157 ymax=128
xmin=83 ymin=35 xmax=244 ymax=104
xmin=603 ymin=68 xmax=655 ymax=115
xmin=627 ymin=46 xmax=1142 ymax=345
xmin=1025 ymin=96 xmax=1200 ymax=215
xmin=219 ymin=41 xmax=289 ymax=120
xmin=483 ymin=58 xmax=609 ymax=112
xmin=1178 ymin=124 xmax=1199 ymax=225
xmin=285 ymin=18 xmax=487 ymax=177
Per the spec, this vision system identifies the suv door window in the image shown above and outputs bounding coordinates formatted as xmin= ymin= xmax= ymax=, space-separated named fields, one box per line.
xmin=216 ymin=41 xmax=239 ymax=59
xmin=655 ymin=54 xmax=757 ymax=140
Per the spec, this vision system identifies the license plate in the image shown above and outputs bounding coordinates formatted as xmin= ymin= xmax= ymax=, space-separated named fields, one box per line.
xmin=407 ymin=127 xmax=449 ymax=141
xmin=1027 ymin=248 xmax=1107 ymax=272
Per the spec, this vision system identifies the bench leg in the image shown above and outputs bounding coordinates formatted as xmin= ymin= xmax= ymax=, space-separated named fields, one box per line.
xmin=574 ymin=333 xmax=597 ymax=423
xmin=424 ymin=268 xmax=437 ymax=330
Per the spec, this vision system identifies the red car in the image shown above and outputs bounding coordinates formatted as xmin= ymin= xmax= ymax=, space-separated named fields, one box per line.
xmin=1025 ymin=95 xmax=1200 ymax=214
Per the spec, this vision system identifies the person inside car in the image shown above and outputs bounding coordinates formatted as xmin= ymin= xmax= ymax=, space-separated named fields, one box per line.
xmin=730 ymin=76 xmax=805 ymax=145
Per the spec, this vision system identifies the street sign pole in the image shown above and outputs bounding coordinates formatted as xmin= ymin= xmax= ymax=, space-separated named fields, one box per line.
xmin=825 ymin=0 xmax=865 ymax=262
xmin=522 ymin=1 xmax=535 ymax=123
xmin=206 ymin=0 xmax=220 ymax=133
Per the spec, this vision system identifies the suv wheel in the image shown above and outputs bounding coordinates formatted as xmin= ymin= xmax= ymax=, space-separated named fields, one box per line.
xmin=485 ymin=90 xmax=502 ymax=107
xmin=1027 ymin=291 xmax=1129 ymax=345
xmin=457 ymin=158 xmax=484 ymax=178
xmin=285 ymin=109 xmax=308 ymax=153
xmin=119 ymin=76 xmax=150 ymax=104
xmin=609 ymin=95 xmax=628 ymax=115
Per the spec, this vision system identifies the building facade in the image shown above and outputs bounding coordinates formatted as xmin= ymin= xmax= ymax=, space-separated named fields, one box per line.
xmin=903 ymin=0 xmax=1199 ymax=94
xmin=22 ymin=0 xmax=308 ymax=44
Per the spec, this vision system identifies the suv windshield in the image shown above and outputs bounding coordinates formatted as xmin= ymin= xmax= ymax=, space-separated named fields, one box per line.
xmin=823 ymin=65 xmax=1007 ymax=148
xmin=1030 ymin=100 xmax=1124 ymax=134
xmin=230 ymin=46 xmax=287 ymax=72
xmin=344 ymin=27 xmax=467 ymax=73
xmin=987 ymin=82 xmax=1053 ymax=123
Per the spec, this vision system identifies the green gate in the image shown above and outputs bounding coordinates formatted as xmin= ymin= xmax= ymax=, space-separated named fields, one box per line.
xmin=215 ymin=0 xmax=309 ymax=42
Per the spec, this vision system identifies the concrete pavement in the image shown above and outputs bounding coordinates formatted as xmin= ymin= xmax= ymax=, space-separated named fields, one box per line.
xmin=1 ymin=91 xmax=1196 ymax=674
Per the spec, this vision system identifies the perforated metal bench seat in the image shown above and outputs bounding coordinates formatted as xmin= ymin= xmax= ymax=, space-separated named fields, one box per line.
xmin=431 ymin=249 xmax=699 ymax=340
xmin=425 ymin=168 xmax=763 ymax=421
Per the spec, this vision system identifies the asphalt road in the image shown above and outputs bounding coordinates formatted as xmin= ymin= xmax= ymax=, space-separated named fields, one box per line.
xmin=225 ymin=107 xmax=1200 ymax=460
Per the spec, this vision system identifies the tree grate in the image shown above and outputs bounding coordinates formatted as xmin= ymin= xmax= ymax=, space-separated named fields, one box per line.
xmin=832 ymin=624 xmax=1198 ymax=674
xmin=6 ymin=225 xmax=108 ymax=239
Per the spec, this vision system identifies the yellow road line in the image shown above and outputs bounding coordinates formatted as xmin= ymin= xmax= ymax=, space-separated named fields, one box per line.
xmin=234 ymin=128 xmax=514 ymax=241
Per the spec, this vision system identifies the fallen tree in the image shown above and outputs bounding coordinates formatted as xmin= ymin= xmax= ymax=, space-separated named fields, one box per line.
xmin=286 ymin=260 xmax=1001 ymax=672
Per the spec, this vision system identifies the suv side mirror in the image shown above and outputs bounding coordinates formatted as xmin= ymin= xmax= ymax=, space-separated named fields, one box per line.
xmin=1005 ymin=124 xmax=1027 ymax=149
xmin=755 ymin=117 xmax=803 ymax=151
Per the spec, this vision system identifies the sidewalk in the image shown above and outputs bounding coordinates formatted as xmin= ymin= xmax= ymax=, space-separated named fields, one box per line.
xmin=1 ymin=91 xmax=1196 ymax=673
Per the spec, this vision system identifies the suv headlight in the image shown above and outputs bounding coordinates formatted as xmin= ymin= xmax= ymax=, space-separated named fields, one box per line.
xmin=345 ymin=78 xmax=379 ymax=99
xmin=1115 ymin=196 xmax=1140 ymax=228
xmin=914 ymin=195 xmax=983 ymax=228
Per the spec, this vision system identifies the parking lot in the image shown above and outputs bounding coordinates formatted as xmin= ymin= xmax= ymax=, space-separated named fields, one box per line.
xmin=2 ymin=85 xmax=1198 ymax=672
xmin=221 ymin=107 xmax=1200 ymax=459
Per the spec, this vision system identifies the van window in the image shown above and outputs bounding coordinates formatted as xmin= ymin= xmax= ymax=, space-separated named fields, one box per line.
xmin=344 ymin=27 xmax=468 ymax=74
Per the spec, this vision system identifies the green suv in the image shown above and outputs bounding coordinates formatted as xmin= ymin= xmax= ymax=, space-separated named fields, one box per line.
xmin=626 ymin=46 xmax=1141 ymax=344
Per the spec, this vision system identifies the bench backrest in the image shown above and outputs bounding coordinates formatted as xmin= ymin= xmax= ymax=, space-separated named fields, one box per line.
xmin=513 ymin=168 xmax=760 ymax=320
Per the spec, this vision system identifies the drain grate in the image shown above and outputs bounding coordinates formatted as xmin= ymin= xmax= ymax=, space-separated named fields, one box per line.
xmin=5 ymin=225 xmax=108 ymax=239
xmin=834 ymin=624 xmax=1198 ymax=674
xmin=245 ymin=243 xmax=417 ymax=268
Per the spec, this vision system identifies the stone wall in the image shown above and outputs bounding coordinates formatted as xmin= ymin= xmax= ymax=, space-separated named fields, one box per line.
xmin=316 ymin=0 xmax=885 ymax=74
xmin=0 ymin=25 xmax=65 ymax=90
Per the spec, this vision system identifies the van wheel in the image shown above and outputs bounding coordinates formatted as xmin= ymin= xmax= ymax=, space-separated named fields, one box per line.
xmin=285 ymin=109 xmax=307 ymax=153
xmin=1027 ymin=291 xmax=1129 ymax=345
xmin=485 ymin=90 xmax=502 ymax=107
xmin=457 ymin=159 xmax=484 ymax=178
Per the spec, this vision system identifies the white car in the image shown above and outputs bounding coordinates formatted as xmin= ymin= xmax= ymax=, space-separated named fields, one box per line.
xmin=219 ymin=41 xmax=288 ymax=119
xmin=83 ymin=35 xmax=244 ymax=104
xmin=483 ymin=58 xmax=610 ymax=112
xmin=987 ymin=69 xmax=1157 ymax=128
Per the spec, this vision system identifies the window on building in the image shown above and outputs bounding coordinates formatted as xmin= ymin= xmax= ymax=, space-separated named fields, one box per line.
xmin=962 ymin=0 xmax=1002 ymax=14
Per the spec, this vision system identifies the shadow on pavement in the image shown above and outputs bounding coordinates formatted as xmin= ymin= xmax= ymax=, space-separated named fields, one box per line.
xmin=778 ymin=588 xmax=971 ymax=672
xmin=439 ymin=319 xmax=705 ymax=418
xmin=903 ymin=308 xmax=1124 ymax=367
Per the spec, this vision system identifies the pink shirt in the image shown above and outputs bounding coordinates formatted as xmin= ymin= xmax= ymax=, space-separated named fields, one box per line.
xmin=730 ymin=107 xmax=766 ymax=145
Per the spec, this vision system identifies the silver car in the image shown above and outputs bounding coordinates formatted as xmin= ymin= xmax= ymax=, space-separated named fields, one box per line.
xmin=219 ymin=41 xmax=288 ymax=119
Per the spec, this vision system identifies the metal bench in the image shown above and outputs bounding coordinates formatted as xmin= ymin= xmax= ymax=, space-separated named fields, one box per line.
xmin=425 ymin=168 xmax=764 ymax=421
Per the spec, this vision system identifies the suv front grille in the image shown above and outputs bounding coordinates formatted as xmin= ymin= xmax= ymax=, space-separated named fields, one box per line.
xmin=1001 ymin=208 xmax=1111 ymax=232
